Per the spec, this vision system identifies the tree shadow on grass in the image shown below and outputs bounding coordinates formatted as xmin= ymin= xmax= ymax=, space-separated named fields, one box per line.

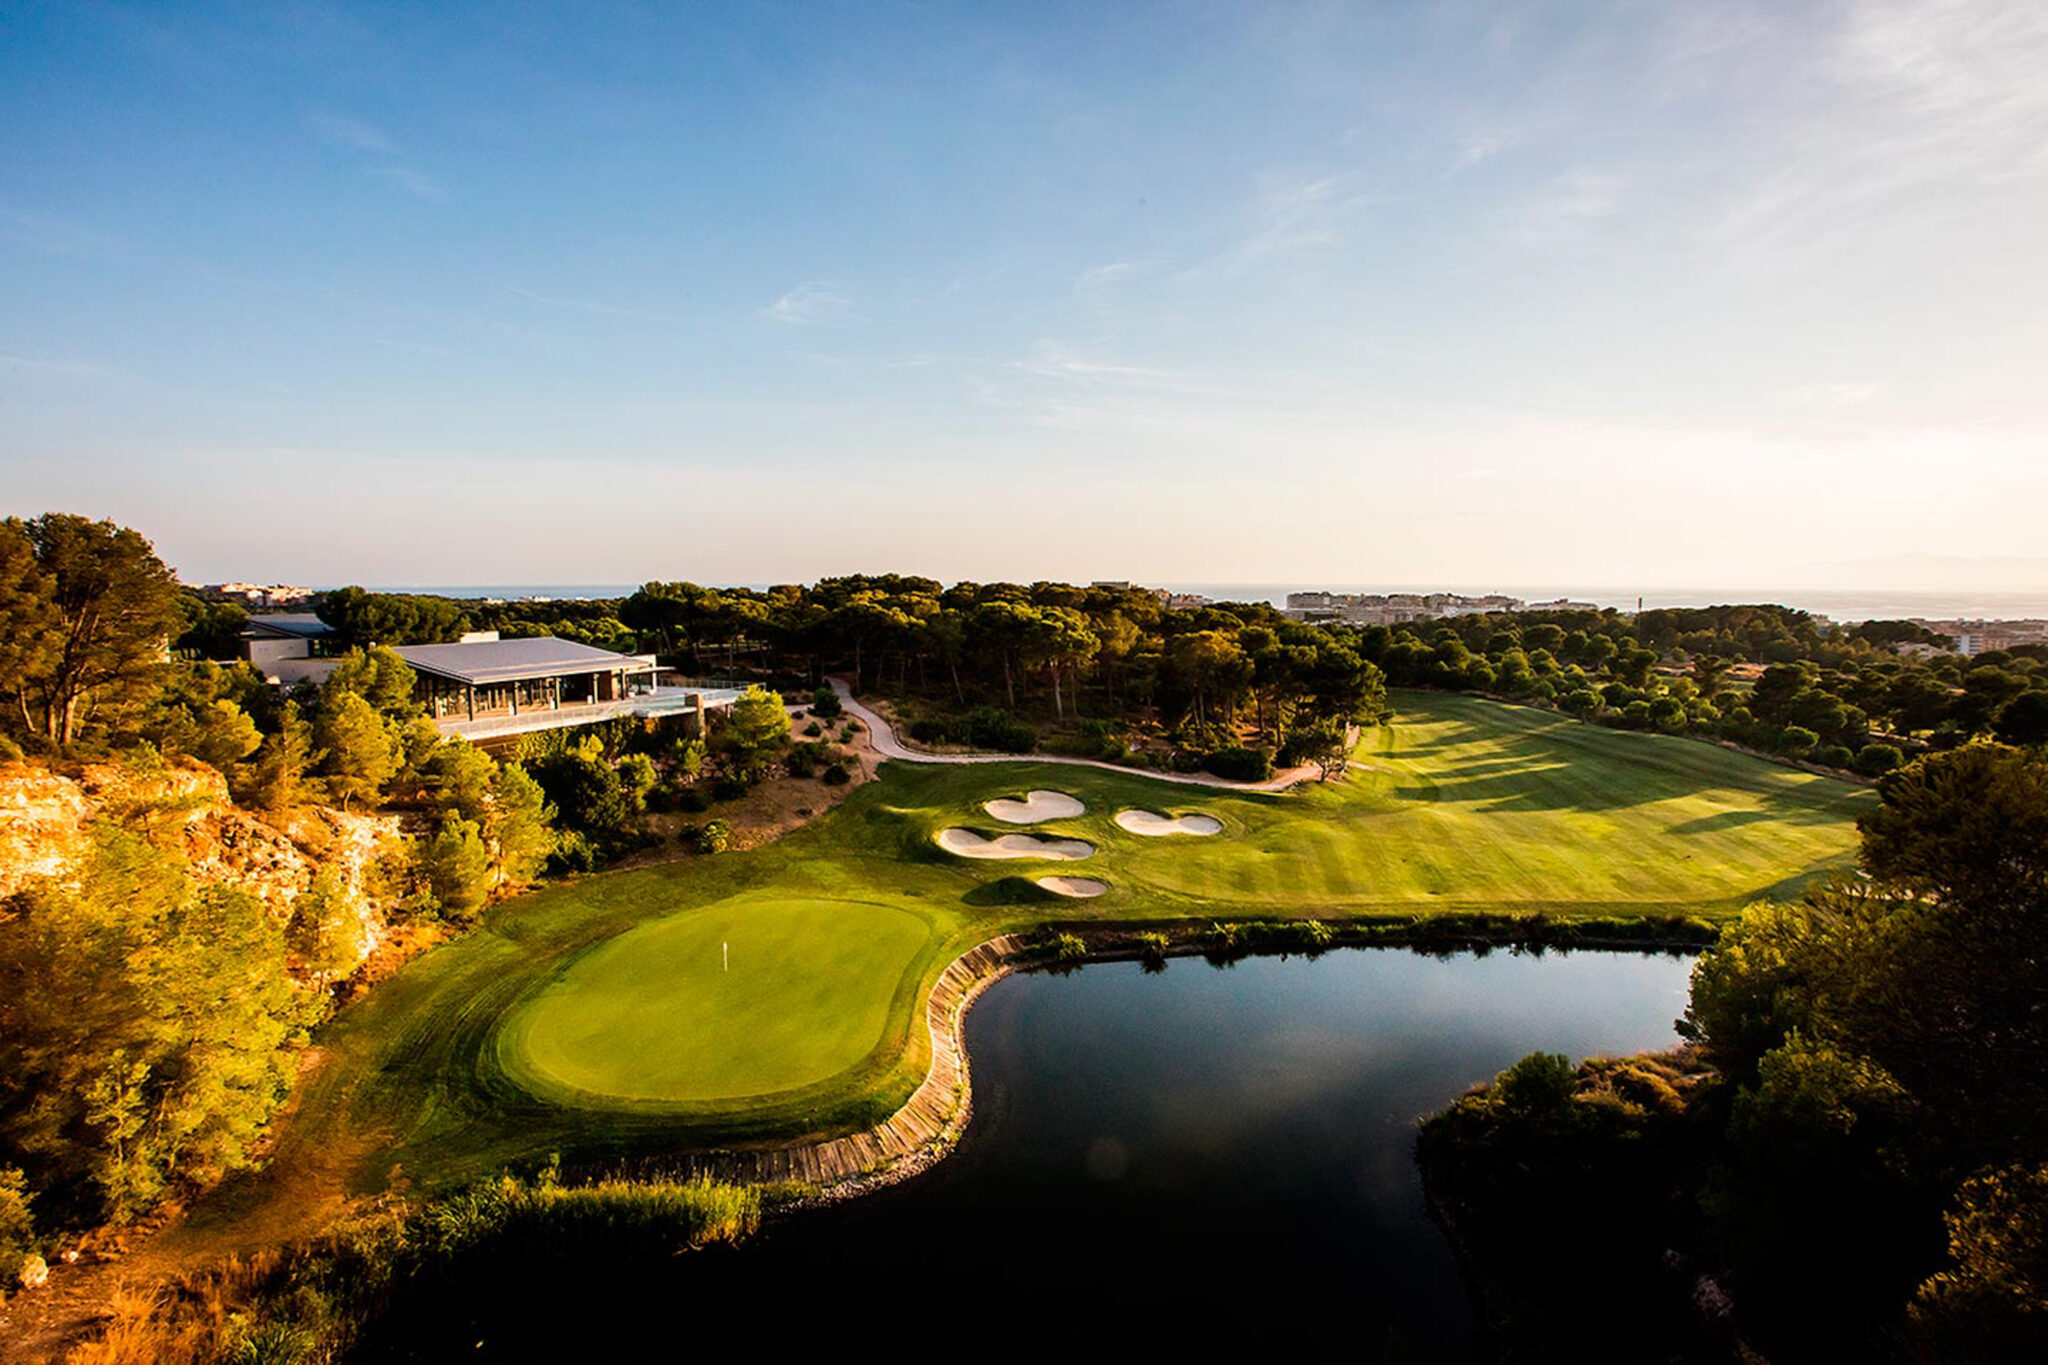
xmin=1664 ymin=809 xmax=1778 ymax=836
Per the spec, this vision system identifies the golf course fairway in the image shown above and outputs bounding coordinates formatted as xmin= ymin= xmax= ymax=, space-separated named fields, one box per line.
xmin=253 ymin=691 xmax=1874 ymax=1196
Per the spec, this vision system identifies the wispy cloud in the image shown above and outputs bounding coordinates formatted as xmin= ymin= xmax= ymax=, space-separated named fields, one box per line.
xmin=1011 ymin=344 xmax=1176 ymax=385
xmin=1712 ymin=0 xmax=2048 ymax=265
xmin=1505 ymin=170 xmax=1627 ymax=248
xmin=1074 ymin=260 xmax=1151 ymax=290
xmin=766 ymin=282 xmax=853 ymax=326
xmin=1779 ymin=380 xmax=1883 ymax=407
xmin=307 ymin=113 xmax=394 ymax=153
xmin=0 ymin=207 xmax=124 ymax=261
xmin=1184 ymin=174 xmax=1363 ymax=280
xmin=1455 ymin=130 xmax=1520 ymax=167
xmin=309 ymin=112 xmax=450 ymax=202
xmin=370 ymin=338 xmax=457 ymax=358
xmin=507 ymin=285 xmax=685 ymax=327
xmin=371 ymin=166 xmax=448 ymax=201
xmin=0 ymin=351 xmax=109 ymax=378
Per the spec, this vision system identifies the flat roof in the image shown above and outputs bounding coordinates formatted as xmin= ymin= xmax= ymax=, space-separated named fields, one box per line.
xmin=244 ymin=612 xmax=335 ymax=639
xmin=393 ymin=637 xmax=656 ymax=687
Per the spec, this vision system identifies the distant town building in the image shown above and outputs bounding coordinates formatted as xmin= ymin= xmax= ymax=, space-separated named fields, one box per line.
xmin=1905 ymin=618 xmax=2048 ymax=656
xmin=1280 ymin=590 xmax=1598 ymax=626
xmin=204 ymin=582 xmax=314 ymax=607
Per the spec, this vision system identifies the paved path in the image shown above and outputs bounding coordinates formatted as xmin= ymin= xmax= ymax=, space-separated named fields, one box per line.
xmin=825 ymin=678 xmax=1322 ymax=793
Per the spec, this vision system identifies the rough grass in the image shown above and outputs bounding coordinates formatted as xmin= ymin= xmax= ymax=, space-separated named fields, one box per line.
xmin=180 ymin=690 xmax=1869 ymax=1224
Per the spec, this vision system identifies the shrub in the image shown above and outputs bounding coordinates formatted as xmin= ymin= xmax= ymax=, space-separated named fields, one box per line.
xmin=785 ymin=742 xmax=823 ymax=779
xmin=1201 ymin=746 xmax=1273 ymax=782
xmin=908 ymin=718 xmax=954 ymax=743
xmin=1047 ymin=932 xmax=1087 ymax=962
xmin=810 ymin=687 xmax=843 ymax=719
xmin=545 ymin=829 xmax=599 ymax=875
xmin=1855 ymin=743 xmax=1904 ymax=777
xmin=821 ymin=761 xmax=851 ymax=786
xmin=0 ymin=1166 xmax=35 ymax=1292
xmin=1814 ymin=744 xmax=1855 ymax=771
xmin=802 ymin=721 xmax=823 ymax=738
xmin=1778 ymin=725 xmax=1820 ymax=757
xmin=965 ymin=707 xmax=1036 ymax=753
xmin=712 ymin=771 xmax=752 ymax=801
xmin=673 ymin=786 xmax=712 ymax=814
xmin=1135 ymin=931 xmax=1171 ymax=961
xmin=695 ymin=820 xmax=732 ymax=854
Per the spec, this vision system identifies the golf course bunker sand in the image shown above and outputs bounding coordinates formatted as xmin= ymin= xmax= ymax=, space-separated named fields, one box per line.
xmin=936 ymin=828 xmax=1096 ymax=860
xmin=1036 ymin=875 xmax=1108 ymax=898
xmin=984 ymin=789 xmax=1086 ymax=824
xmin=1115 ymin=808 xmax=1225 ymax=837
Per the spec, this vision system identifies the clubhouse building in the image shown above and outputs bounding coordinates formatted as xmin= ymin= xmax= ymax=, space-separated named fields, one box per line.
xmin=241 ymin=616 xmax=739 ymax=741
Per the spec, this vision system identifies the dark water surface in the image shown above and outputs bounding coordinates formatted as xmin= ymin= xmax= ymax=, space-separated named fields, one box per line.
xmin=375 ymin=947 xmax=1693 ymax=1359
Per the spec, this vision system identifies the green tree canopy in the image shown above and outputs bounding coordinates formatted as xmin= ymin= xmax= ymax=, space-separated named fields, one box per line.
xmin=718 ymin=686 xmax=792 ymax=773
xmin=0 ymin=826 xmax=312 ymax=1221
xmin=0 ymin=514 xmax=182 ymax=748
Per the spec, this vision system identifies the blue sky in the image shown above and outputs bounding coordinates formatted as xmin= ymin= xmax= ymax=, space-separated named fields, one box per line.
xmin=4 ymin=1 xmax=2046 ymax=589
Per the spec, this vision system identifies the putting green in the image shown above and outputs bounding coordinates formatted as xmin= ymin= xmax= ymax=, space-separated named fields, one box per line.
xmin=499 ymin=896 xmax=932 ymax=1105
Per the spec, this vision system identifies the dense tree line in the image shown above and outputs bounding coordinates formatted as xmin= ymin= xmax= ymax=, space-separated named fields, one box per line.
xmin=294 ymin=585 xmax=2048 ymax=780
xmin=299 ymin=578 xmax=1389 ymax=777
xmin=1422 ymin=743 xmax=2048 ymax=1361
xmin=1347 ymin=603 xmax=2048 ymax=772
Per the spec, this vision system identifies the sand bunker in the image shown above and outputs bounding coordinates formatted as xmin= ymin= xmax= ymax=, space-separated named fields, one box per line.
xmin=936 ymin=828 xmax=1096 ymax=861
xmin=1114 ymin=809 xmax=1225 ymax=837
xmin=1036 ymin=876 xmax=1108 ymax=899
xmin=984 ymin=789 xmax=1086 ymax=824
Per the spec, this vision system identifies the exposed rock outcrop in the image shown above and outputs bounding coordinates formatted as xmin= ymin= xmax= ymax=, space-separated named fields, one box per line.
xmin=0 ymin=757 xmax=401 ymax=964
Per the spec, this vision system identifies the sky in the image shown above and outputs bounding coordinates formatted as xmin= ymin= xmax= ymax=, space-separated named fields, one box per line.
xmin=3 ymin=0 xmax=2046 ymax=591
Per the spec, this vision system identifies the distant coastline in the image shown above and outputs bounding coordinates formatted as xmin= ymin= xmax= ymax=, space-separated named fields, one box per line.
xmin=349 ymin=582 xmax=2048 ymax=623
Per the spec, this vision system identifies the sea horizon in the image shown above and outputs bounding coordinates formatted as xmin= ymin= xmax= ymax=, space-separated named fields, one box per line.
xmin=332 ymin=582 xmax=2048 ymax=624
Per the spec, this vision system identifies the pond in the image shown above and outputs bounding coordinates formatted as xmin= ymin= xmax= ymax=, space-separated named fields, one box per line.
xmin=358 ymin=946 xmax=1695 ymax=1359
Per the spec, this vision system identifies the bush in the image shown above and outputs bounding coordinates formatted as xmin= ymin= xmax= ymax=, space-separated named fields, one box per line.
xmin=0 ymin=1166 xmax=36 ymax=1292
xmin=695 ymin=820 xmax=732 ymax=854
xmin=1856 ymin=743 xmax=1904 ymax=777
xmin=1814 ymin=744 xmax=1855 ymax=771
xmin=821 ymin=761 xmax=851 ymax=786
xmin=1778 ymin=725 xmax=1820 ymax=757
xmin=712 ymin=771 xmax=752 ymax=801
xmin=803 ymin=721 xmax=823 ymax=738
xmin=810 ymin=687 xmax=843 ymax=719
xmin=1201 ymin=746 xmax=1273 ymax=782
xmin=546 ymin=829 xmax=599 ymax=875
xmin=966 ymin=707 xmax=1036 ymax=753
xmin=908 ymin=718 xmax=954 ymax=743
xmin=673 ymin=786 xmax=712 ymax=814
xmin=1048 ymin=932 xmax=1087 ymax=962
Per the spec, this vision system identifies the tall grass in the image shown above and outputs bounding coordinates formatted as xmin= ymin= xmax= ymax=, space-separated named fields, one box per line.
xmin=61 ymin=1172 xmax=760 ymax=1365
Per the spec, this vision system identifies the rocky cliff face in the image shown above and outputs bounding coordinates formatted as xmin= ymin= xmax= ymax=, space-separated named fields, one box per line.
xmin=0 ymin=757 xmax=401 ymax=965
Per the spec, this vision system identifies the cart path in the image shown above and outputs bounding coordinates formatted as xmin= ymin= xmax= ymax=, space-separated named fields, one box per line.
xmin=826 ymin=677 xmax=1331 ymax=793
